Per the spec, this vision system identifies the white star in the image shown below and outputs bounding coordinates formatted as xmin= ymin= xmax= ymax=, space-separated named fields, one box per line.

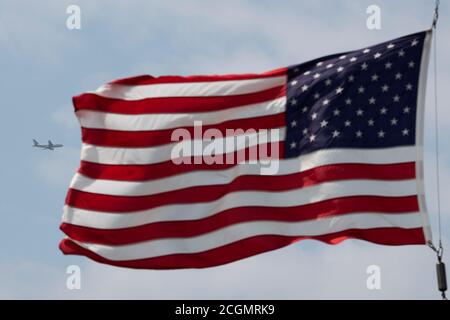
xmin=399 ymin=50 xmax=406 ymax=57
xmin=358 ymin=86 xmax=365 ymax=94
xmin=302 ymin=128 xmax=308 ymax=135
xmin=291 ymin=80 xmax=298 ymax=86
xmin=309 ymin=135 xmax=316 ymax=142
xmin=382 ymin=84 xmax=389 ymax=92
xmin=345 ymin=98 xmax=352 ymax=105
xmin=391 ymin=118 xmax=398 ymax=126
xmin=314 ymin=93 xmax=320 ymax=99
xmin=408 ymin=61 xmax=415 ymax=68
xmin=301 ymin=84 xmax=309 ymax=92
xmin=323 ymin=99 xmax=330 ymax=106
xmin=402 ymin=129 xmax=410 ymax=136
xmin=356 ymin=109 xmax=364 ymax=116
xmin=374 ymin=52 xmax=382 ymax=59
xmin=380 ymin=107 xmax=388 ymax=114
xmin=339 ymin=55 xmax=347 ymax=60
xmin=393 ymin=95 xmax=400 ymax=102
xmin=406 ymin=83 xmax=413 ymax=91
xmin=371 ymin=74 xmax=379 ymax=81
xmin=411 ymin=39 xmax=419 ymax=47
xmin=304 ymin=71 xmax=311 ymax=76
xmin=368 ymin=119 xmax=375 ymax=126
xmin=302 ymin=106 xmax=308 ymax=113
xmin=333 ymin=109 xmax=341 ymax=116
xmin=369 ymin=97 xmax=376 ymax=104
xmin=337 ymin=66 xmax=344 ymax=72
xmin=290 ymin=142 xmax=297 ymax=149
xmin=345 ymin=120 xmax=352 ymax=127
xmin=387 ymin=43 xmax=395 ymax=49
xmin=291 ymin=120 xmax=297 ymax=127
xmin=326 ymin=64 xmax=334 ymax=69
xmin=311 ymin=113 xmax=318 ymax=120
xmin=363 ymin=48 xmax=371 ymax=54
xmin=320 ymin=120 xmax=328 ymax=128
xmin=313 ymin=73 xmax=321 ymax=79
xmin=291 ymin=99 xmax=298 ymax=106
xmin=332 ymin=130 xmax=340 ymax=138
xmin=356 ymin=130 xmax=363 ymax=138
xmin=378 ymin=130 xmax=386 ymax=138
xmin=350 ymin=57 xmax=358 ymax=62
xmin=403 ymin=107 xmax=411 ymax=114
xmin=385 ymin=61 xmax=393 ymax=69
xmin=316 ymin=62 xmax=323 ymax=67
xmin=348 ymin=75 xmax=355 ymax=82
xmin=325 ymin=79 xmax=332 ymax=86
xmin=395 ymin=73 xmax=403 ymax=80
xmin=361 ymin=62 xmax=368 ymax=70
xmin=336 ymin=87 xmax=344 ymax=94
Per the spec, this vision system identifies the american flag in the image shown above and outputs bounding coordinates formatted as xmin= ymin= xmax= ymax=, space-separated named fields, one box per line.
xmin=60 ymin=30 xmax=433 ymax=269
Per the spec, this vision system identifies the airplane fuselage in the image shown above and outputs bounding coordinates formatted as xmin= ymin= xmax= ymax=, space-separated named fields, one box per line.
xmin=34 ymin=145 xmax=62 ymax=150
xmin=32 ymin=140 xmax=63 ymax=150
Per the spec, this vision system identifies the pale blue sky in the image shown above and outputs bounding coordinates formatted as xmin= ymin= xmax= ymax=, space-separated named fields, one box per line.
xmin=0 ymin=0 xmax=449 ymax=299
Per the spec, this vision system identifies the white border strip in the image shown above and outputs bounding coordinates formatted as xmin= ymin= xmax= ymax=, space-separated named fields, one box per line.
xmin=416 ymin=30 xmax=433 ymax=243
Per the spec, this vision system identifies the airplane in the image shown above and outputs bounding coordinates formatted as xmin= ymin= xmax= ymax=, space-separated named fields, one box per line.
xmin=32 ymin=139 xmax=63 ymax=150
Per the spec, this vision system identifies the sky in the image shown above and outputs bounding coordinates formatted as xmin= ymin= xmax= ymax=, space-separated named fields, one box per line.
xmin=0 ymin=0 xmax=449 ymax=299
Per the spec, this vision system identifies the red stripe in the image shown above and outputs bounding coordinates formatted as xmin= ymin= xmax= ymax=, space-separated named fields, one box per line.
xmin=61 ymin=195 xmax=419 ymax=245
xmin=79 ymin=142 xmax=285 ymax=181
xmin=73 ymin=85 xmax=286 ymax=114
xmin=68 ymin=163 xmax=416 ymax=213
xmin=59 ymin=227 xmax=426 ymax=269
xmin=108 ymin=68 xmax=287 ymax=85
xmin=81 ymin=113 xmax=285 ymax=148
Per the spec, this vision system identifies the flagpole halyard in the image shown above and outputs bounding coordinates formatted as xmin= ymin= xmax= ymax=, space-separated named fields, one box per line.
xmin=427 ymin=0 xmax=447 ymax=300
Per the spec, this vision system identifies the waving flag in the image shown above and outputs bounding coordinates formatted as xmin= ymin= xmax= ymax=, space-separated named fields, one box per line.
xmin=60 ymin=30 xmax=433 ymax=269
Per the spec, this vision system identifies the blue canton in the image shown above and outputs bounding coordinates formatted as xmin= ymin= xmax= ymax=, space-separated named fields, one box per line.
xmin=285 ymin=31 xmax=427 ymax=158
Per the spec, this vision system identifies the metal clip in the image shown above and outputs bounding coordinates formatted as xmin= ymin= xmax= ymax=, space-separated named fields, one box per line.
xmin=432 ymin=0 xmax=440 ymax=29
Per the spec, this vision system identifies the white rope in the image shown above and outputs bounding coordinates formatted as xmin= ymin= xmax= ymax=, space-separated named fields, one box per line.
xmin=432 ymin=0 xmax=443 ymax=249
xmin=429 ymin=0 xmax=447 ymax=301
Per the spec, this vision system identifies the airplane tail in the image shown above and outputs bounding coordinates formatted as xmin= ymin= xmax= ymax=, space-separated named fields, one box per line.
xmin=33 ymin=139 xmax=38 ymax=146
xmin=48 ymin=140 xmax=53 ymax=147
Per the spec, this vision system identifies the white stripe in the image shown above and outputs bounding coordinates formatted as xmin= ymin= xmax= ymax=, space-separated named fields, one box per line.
xmin=72 ymin=146 xmax=416 ymax=196
xmin=80 ymin=137 xmax=412 ymax=166
xmin=80 ymin=141 xmax=414 ymax=166
xmin=63 ymin=179 xmax=418 ymax=229
xmin=70 ymin=212 xmax=423 ymax=261
xmin=77 ymin=97 xmax=286 ymax=131
xmin=81 ymin=128 xmax=285 ymax=165
xmin=92 ymin=76 xmax=286 ymax=100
